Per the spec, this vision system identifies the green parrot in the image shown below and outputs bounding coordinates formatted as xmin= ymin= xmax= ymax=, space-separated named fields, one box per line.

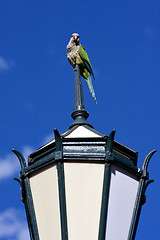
xmin=67 ymin=33 xmax=97 ymax=103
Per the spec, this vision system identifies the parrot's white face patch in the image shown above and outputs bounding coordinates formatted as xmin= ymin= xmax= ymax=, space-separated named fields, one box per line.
xmin=71 ymin=33 xmax=79 ymax=38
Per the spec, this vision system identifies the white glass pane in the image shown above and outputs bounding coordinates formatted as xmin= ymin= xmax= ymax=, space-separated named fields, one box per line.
xmin=64 ymin=162 xmax=104 ymax=240
xmin=65 ymin=126 xmax=102 ymax=138
xmin=105 ymin=165 xmax=139 ymax=240
xmin=29 ymin=163 xmax=61 ymax=240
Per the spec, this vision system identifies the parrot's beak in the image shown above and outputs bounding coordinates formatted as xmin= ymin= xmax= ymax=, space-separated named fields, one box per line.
xmin=74 ymin=36 xmax=78 ymax=41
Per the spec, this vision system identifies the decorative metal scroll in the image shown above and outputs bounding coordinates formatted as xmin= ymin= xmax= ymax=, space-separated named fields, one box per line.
xmin=127 ymin=149 xmax=157 ymax=240
xmin=13 ymin=149 xmax=40 ymax=240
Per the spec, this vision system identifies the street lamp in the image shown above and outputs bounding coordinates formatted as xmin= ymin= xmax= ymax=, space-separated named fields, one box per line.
xmin=13 ymin=65 xmax=156 ymax=240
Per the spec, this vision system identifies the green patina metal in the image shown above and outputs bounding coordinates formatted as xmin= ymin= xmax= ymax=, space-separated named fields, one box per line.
xmin=69 ymin=64 xmax=93 ymax=129
xmin=13 ymin=130 xmax=156 ymax=240
xmin=13 ymin=149 xmax=39 ymax=240
xmin=54 ymin=129 xmax=68 ymax=240
xmin=28 ymin=136 xmax=138 ymax=173
xmin=127 ymin=149 xmax=157 ymax=240
xmin=98 ymin=130 xmax=115 ymax=240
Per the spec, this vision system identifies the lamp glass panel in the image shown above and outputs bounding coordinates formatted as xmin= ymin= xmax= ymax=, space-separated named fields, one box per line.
xmin=64 ymin=162 xmax=104 ymax=240
xmin=105 ymin=164 xmax=139 ymax=240
xmin=29 ymin=163 xmax=61 ymax=240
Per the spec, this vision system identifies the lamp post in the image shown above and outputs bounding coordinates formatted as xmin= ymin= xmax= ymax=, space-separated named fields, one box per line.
xmin=13 ymin=66 xmax=156 ymax=240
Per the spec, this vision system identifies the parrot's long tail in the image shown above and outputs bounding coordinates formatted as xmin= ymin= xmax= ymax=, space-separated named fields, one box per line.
xmin=86 ymin=73 xmax=97 ymax=104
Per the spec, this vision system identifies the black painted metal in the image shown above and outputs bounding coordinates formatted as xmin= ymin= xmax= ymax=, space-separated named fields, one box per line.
xmin=12 ymin=149 xmax=27 ymax=170
xmin=13 ymin=149 xmax=40 ymax=240
xmin=57 ymin=162 xmax=68 ymax=240
xmin=69 ymin=64 xmax=93 ymax=129
xmin=98 ymin=130 xmax=115 ymax=240
xmin=127 ymin=149 xmax=157 ymax=240
xmin=23 ymin=177 xmax=40 ymax=240
xmin=13 ymin=127 xmax=155 ymax=240
xmin=98 ymin=162 xmax=111 ymax=240
xmin=29 ymin=134 xmax=138 ymax=168
xmin=27 ymin=135 xmax=138 ymax=176
xmin=54 ymin=129 xmax=68 ymax=240
xmin=74 ymin=64 xmax=85 ymax=111
xmin=14 ymin=176 xmax=35 ymax=240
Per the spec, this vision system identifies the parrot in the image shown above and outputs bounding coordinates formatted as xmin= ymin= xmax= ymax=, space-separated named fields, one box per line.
xmin=67 ymin=33 xmax=97 ymax=104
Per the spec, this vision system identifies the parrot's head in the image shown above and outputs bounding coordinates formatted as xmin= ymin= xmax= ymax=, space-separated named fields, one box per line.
xmin=71 ymin=33 xmax=80 ymax=46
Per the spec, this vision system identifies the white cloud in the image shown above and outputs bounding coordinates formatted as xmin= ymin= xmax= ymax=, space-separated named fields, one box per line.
xmin=21 ymin=146 xmax=35 ymax=161
xmin=0 ymin=132 xmax=55 ymax=181
xmin=42 ymin=133 xmax=53 ymax=144
xmin=0 ymin=57 xmax=9 ymax=70
xmin=0 ymin=146 xmax=34 ymax=181
xmin=0 ymin=154 xmax=19 ymax=180
xmin=0 ymin=56 xmax=15 ymax=71
xmin=0 ymin=208 xmax=29 ymax=240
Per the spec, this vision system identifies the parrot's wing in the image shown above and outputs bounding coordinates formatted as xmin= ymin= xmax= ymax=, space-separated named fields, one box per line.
xmin=79 ymin=45 xmax=95 ymax=80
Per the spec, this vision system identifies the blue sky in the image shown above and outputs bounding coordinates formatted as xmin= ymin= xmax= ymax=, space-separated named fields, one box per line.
xmin=0 ymin=0 xmax=159 ymax=239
